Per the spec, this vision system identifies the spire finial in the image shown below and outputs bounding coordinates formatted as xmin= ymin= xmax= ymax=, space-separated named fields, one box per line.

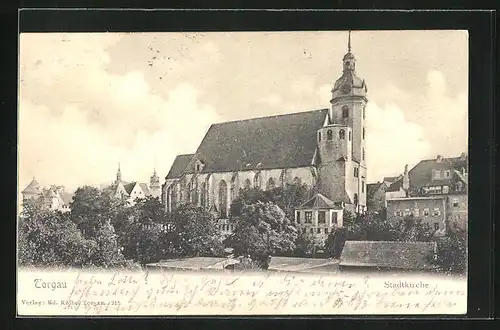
xmin=348 ymin=30 xmax=351 ymax=52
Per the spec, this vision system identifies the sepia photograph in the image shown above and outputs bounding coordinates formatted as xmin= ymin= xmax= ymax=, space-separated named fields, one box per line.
xmin=17 ymin=29 xmax=468 ymax=316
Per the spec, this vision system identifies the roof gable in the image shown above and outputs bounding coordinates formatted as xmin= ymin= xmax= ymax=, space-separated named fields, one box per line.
xmin=166 ymin=154 xmax=194 ymax=180
xmin=182 ymin=109 xmax=329 ymax=174
xmin=22 ymin=179 xmax=41 ymax=194
xmin=298 ymin=193 xmax=339 ymax=209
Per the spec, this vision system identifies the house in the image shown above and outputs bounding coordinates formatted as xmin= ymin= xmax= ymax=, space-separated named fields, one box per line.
xmin=366 ymin=181 xmax=390 ymax=211
xmin=103 ymin=164 xmax=162 ymax=205
xmin=339 ymin=240 xmax=438 ymax=273
xmin=294 ymin=193 xmax=344 ymax=241
xmin=21 ymin=178 xmax=73 ymax=212
xmin=386 ymin=153 xmax=468 ymax=232
xmin=164 ymin=33 xmax=369 ymax=239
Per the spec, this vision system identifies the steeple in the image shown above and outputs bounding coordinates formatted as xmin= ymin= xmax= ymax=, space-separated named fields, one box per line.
xmin=116 ymin=162 xmax=122 ymax=184
xmin=343 ymin=30 xmax=356 ymax=72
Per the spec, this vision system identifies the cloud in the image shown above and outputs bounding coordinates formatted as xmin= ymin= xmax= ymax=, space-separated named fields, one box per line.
xmin=18 ymin=33 xmax=220 ymax=197
xmin=257 ymin=94 xmax=283 ymax=106
xmin=365 ymin=101 xmax=431 ymax=182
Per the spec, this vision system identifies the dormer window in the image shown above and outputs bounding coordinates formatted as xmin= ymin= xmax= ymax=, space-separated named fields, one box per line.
xmin=195 ymin=160 xmax=205 ymax=173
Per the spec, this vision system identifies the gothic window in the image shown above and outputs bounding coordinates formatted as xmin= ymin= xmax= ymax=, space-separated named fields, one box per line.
xmin=342 ymin=106 xmax=349 ymax=118
xmin=339 ymin=129 xmax=345 ymax=140
xmin=187 ymin=183 xmax=192 ymax=203
xmin=362 ymin=181 xmax=365 ymax=193
xmin=193 ymin=183 xmax=198 ymax=204
xmin=244 ymin=179 xmax=251 ymax=189
xmin=266 ymin=177 xmax=276 ymax=190
xmin=327 ymin=130 xmax=333 ymax=140
xmin=230 ymin=181 xmax=236 ymax=201
xmin=349 ymin=131 xmax=352 ymax=141
xmin=253 ymin=172 xmax=261 ymax=188
xmin=200 ymin=182 xmax=206 ymax=208
xmin=318 ymin=132 xmax=321 ymax=142
xmin=219 ymin=180 xmax=228 ymax=218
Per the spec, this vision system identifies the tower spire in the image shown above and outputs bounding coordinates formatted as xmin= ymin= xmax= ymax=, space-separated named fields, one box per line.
xmin=348 ymin=30 xmax=351 ymax=52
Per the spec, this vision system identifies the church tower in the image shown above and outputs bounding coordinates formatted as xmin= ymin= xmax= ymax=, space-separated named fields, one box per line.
xmin=317 ymin=31 xmax=368 ymax=213
xmin=150 ymin=168 xmax=161 ymax=198
xmin=115 ymin=162 xmax=122 ymax=185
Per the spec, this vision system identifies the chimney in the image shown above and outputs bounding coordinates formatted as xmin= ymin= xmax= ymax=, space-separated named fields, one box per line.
xmin=436 ymin=155 xmax=443 ymax=163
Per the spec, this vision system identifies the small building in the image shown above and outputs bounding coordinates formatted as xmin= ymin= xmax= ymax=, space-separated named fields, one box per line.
xmin=21 ymin=178 xmax=73 ymax=213
xmin=385 ymin=153 xmax=468 ymax=232
xmin=295 ymin=193 xmax=344 ymax=241
xmin=387 ymin=196 xmax=447 ymax=233
xmin=366 ymin=181 xmax=390 ymax=211
xmin=102 ymin=164 xmax=162 ymax=206
xmin=339 ymin=240 xmax=438 ymax=273
xmin=268 ymin=256 xmax=339 ymax=274
xmin=145 ymin=257 xmax=240 ymax=272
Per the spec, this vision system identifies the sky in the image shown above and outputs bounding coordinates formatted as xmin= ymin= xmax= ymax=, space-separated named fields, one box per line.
xmin=18 ymin=30 xmax=468 ymax=196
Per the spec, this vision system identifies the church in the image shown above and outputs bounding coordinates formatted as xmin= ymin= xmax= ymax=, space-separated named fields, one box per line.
xmin=163 ymin=33 xmax=369 ymax=225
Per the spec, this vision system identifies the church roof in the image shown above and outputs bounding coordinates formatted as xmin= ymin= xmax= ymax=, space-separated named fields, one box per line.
xmin=166 ymin=154 xmax=195 ymax=180
xmin=22 ymin=178 xmax=41 ymax=194
xmin=178 ymin=109 xmax=329 ymax=176
xmin=297 ymin=193 xmax=341 ymax=210
xmin=387 ymin=155 xmax=468 ymax=192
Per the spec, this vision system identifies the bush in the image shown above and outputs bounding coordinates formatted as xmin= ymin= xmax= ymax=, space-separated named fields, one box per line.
xmin=429 ymin=228 xmax=467 ymax=274
xmin=324 ymin=227 xmax=348 ymax=258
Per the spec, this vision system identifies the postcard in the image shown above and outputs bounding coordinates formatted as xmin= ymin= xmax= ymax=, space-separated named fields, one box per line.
xmin=17 ymin=29 xmax=468 ymax=316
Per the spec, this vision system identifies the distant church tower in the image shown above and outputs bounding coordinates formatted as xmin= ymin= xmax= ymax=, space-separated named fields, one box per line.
xmin=115 ymin=162 xmax=122 ymax=185
xmin=150 ymin=168 xmax=161 ymax=198
xmin=317 ymin=31 xmax=368 ymax=213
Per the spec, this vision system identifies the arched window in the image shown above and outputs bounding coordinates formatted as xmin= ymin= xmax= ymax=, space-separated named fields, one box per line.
xmin=244 ymin=179 xmax=251 ymax=189
xmin=254 ymin=172 xmax=261 ymax=188
xmin=363 ymin=127 xmax=365 ymax=139
xmin=266 ymin=178 xmax=276 ymax=190
xmin=200 ymin=182 xmax=206 ymax=208
xmin=327 ymin=130 xmax=333 ymax=140
xmin=342 ymin=106 xmax=349 ymax=118
xmin=339 ymin=129 xmax=345 ymax=140
xmin=363 ymin=148 xmax=365 ymax=161
xmin=349 ymin=131 xmax=352 ymax=141
xmin=219 ymin=180 xmax=228 ymax=218
xmin=318 ymin=132 xmax=321 ymax=142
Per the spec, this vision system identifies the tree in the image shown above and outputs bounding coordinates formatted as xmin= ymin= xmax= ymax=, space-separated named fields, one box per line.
xmin=429 ymin=227 xmax=467 ymax=274
xmin=324 ymin=227 xmax=348 ymax=258
xmin=168 ymin=204 xmax=225 ymax=258
xmin=230 ymin=182 xmax=311 ymax=221
xmin=294 ymin=231 xmax=317 ymax=257
xmin=228 ymin=201 xmax=297 ymax=268
xmin=18 ymin=198 xmax=97 ymax=268
xmin=70 ymin=185 xmax=126 ymax=238
xmin=396 ymin=215 xmax=435 ymax=242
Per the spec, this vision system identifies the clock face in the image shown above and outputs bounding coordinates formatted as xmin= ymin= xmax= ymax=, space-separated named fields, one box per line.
xmin=341 ymin=83 xmax=352 ymax=94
